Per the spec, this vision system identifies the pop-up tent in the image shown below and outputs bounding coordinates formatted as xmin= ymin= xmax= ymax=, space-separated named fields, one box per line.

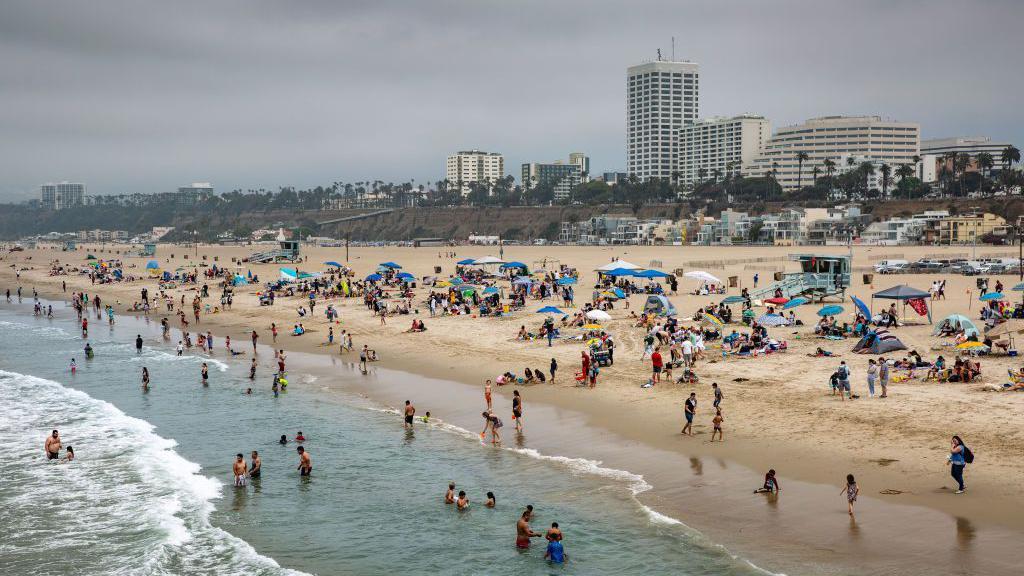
xmin=872 ymin=285 xmax=932 ymax=324
xmin=933 ymin=314 xmax=979 ymax=338
xmin=644 ymin=295 xmax=677 ymax=316
xmin=853 ymin=329 xmax=907 ymax=354
xmin=595 ymin=260 xmax=641 ymax=272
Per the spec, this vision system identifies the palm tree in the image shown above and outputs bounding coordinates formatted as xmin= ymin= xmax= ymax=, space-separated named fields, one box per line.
xmin=895 ymin=163 xmax=914 ymax=199
xmin=858 ymin=161 xmax=875 ymax=198
xmin=711 ymin=168 xmax=723 ymax=183
xmin=942 ymin=152 xmax=958 ymax=195
xmin=976 ymin=152 xmax=994 ymax=179
xmin=954 ymin=153 xmax=971 ymax=197
xmin=912 ymin=154 xmax=922 ymax=180
xmin=811 ymin=165 xmax=821 ymax=186
xmin=879 ymin=163 xmax=892 ymax=198
xmin=823 ymin=158 xmax=836 ymax=193
xmin=795 ymin=151 xmax=809 ymax=190
xmin=1001 ymin=145 xmax=1021 ymax=172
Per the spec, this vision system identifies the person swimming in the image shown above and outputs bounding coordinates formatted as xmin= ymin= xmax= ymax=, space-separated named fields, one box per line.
xmin=279 ymin=434 xmax=288 ymax=445
xmin=485 ymin=491 xmax=495 ymax=508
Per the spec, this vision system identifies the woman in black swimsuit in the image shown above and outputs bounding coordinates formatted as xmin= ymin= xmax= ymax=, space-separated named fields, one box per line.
xmin=512 ymin=390 xmax=523 ymax=432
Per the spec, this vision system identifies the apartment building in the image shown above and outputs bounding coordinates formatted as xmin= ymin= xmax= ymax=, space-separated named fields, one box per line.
xmin=745 ymin=116 xmax=920 ymax=192
xmin=679 ymin=115 xmax=770 ymax=185
xmin=446 ymin=150 xmax=504 ymax=195
xmin=41 ymin=182 xmax=86 ymax=210
xmin=932 ymin=213 xmax=1010 ymax=245
xmin=627 ymin=59 xmax=699 ymax=181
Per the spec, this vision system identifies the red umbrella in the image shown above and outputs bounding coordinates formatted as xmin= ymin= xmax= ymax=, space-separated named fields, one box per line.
xmin=765 ymin=297 xmax=789 ymax=305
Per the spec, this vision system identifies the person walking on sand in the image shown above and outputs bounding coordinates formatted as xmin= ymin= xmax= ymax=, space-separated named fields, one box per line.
xmin=512 ymin=390 xmax=523 ymax=432
xmin=650 ymin=346 xmax=663 ymax=383
xmin=403 ymin=400 xmax=416 ymax=429
xmin=233 ymin=453 xmax=248 ymax=487
xmin=841 ymin=474 xmax=859 ymax=516
xmin=711 ymin=408 xmax=724 ymax=441
xmin=948 ymin=435 xmax=969 ymax=494
xmin=359 ymin=345 xmax=369 ymax=373
xmin=836 ymin=361 xmax=850 ymax=401
xmin=484 ymin=380 xmax=492 ymax=410
xmin=712 ymin=382 xmax=723 ymax=408
xmin=682 ymin=393 xmax=696 ymax=436
xmin=271 ymin=323 xmax=278 ymax=342
xmin=550 ymin=358 xmax=557 ymax=382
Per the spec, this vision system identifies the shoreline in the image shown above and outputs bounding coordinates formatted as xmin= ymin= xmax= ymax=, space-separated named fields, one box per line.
xmin=4 ymin=243 xmax=1024 ymax=574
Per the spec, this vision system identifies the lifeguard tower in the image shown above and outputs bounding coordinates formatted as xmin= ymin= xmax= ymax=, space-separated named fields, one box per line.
xmin=62 ymin=240 xmax=77 ymax=251
xmin=245 ymin=228 xmax=301 ymax=263
xmin=750 ymin=254 xmax=851 ymax=302
xmin=141 ymin=243 xmax=157 ymax=257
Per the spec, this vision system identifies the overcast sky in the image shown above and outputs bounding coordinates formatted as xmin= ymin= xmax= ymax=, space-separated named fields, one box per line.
xmin=1 ymin=0 xmax=1021 ymax=200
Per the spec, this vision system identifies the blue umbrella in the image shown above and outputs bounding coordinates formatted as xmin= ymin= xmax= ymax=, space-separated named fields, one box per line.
xmin=456 ymin=258 xmax=476 ymax=265
xmin=324 ymin=261 xmax=343 ymax=268
xmin=782 ymin=297 xmax=809 ymax=310
xmin=721 ymin=295 xmax=746 ymax=304
xmin=145 ymin=260 xmax=160 ymax=269
xmin=379 ymin=262 xmax=402 ymax=269
xmin=482 ymin=286 xmax=499 ymax=295
xmin=499 ymin=261 xmax=528 ymax=270
xmin=556 ymin=277 xmax=577 ymax=285
xmin=603 ymin=267 xmax=636 ymax=277
xmin=850 ymin=295 xmax=871 ymax=318
xmin=817 ymin=305 xmax=844 ymax=317
xmin=513 ymin=276 xmax=533 ymax=286
xmin=537 ymin=306 xmax=564 ymax=315
xmin=449 ymin=277 xmax=463 ymax=285
xmin=756 ymin=313 xmax=789 ymax=327
xmin=396 ymin=272 xmax=415 ymax=280
xmin=365 ymin=273 xmax=382 ymax=281
xmin=980 ymin=292 xmax=1003 ymax=301
xmin=611 ymin=287 xmax=626 ymax=298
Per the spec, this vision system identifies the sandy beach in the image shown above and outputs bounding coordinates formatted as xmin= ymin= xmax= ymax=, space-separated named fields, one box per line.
xmin=5 ymin=241 xmax=1024 ymax=573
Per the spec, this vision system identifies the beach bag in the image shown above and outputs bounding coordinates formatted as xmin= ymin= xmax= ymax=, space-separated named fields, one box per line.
xmin=963 ymin=445 xmax=974 ymax=464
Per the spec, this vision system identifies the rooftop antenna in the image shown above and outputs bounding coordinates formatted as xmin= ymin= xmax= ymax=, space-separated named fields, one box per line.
xmin=672 ymin=36 xmax=675 ymax=61
xmin=656 ymin=48 xmax=661 ymax=61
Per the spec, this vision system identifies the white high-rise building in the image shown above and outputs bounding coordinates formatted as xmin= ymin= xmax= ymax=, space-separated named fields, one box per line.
xmin=745 ymin=115 xmax=920 ymax=192
xmin=921 ymin=136 xmax=1014 ymax=160
xmin=679 ymin=115 xmax=770 ymax=186
xmin=569 ymin=153 xmax=590 ymax=182
xmin=40 ymin=182 xmax=85 ymax=210
xmin=627 ymin=59 xmax=699 ymax=181
xmin=446 ymin=150 xmax=504 ymax=195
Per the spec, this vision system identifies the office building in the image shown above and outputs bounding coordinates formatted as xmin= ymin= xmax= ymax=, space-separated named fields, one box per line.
xmin=569 ymin=153 xmax=590 ymax=181
xmin=627 ymin=59 xmax=699 ymax=181
xmin=446 ymin=150 xmax=504 ymax=195
xmin=745 ymin=116 xmax=920 ymax=192
xmin=680 ymin=114 xmax=770 ymax=185
xmin=922 ymin=136 xmax=1014 ymax=163
xmin=40 ymin=182 xmax=85 ymax=210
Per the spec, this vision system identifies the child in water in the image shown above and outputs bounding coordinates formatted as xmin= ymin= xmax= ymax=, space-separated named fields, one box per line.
xmin=841 ymin=474 xmax=859 ymax=516
xmin=70 ymin=358 xmax=77 ymax=374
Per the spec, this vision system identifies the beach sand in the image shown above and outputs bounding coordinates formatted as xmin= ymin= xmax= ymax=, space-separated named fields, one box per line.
xmin=5 ymin=241 xmax=1024 ymax=573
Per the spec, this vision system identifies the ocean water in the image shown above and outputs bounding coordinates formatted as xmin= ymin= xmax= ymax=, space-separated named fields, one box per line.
xmin=0 ymin=301 xmax=770 ymax=575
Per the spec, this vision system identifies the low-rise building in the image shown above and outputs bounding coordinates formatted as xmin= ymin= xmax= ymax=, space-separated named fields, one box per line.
xmin=930 ymin=212 xmax=1010 ymax=245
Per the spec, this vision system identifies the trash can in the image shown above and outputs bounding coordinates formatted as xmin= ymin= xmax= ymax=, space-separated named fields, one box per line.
xmin=434 ymin=266 xmax=442 ymax=274
xmin=728 ymin=276 xmax=738 ymax=287
xmin=863 ymin=273 xmax=874 ymax=285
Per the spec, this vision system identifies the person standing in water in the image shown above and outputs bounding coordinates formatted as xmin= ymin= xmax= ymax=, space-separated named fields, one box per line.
xmin=516 ymin=509 xmax=542 ymax=549
xmin=201 ymin=363 xmax=209 ymax=385
xmin=484 ymin=380 xmax=492 ymax=410
xmin=141 ymin=367 xmax=150 ymax=391
xmin=249 ymin=451 xmax=261 ymax=480
xmin=251 ymin=330 xmax=259 ymax=353
xmin=296 ymin=446 xmax=312 ymax=476
xmin=69 ymin=358 xmax=77 ymax=374
xmin=404 ymin=400 xmax=416 ymax=429
xmin=135 ymin=334 xmax=143 ymax=353
xmin=44 ymin=430 xmax=62 ymax=460
xmin=233 ymin=454 xmax=248 ymax=487
xmin=445 ymin=483 xmax=456 ymax=504
xmin=841 ymin=474 xmax=859 ymax=516
xmin=249 ymin=358 xmax=257 ymax=380
xmin=512 ymin=390 xmax=523 ymax=432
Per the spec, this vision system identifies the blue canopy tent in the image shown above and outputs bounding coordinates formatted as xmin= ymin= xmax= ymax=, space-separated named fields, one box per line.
xmin=602 ymin=267 xmax=637 ymax=277
xmin=721 ymin=295 xmax=746 ymax=304
xmin=324 ymin=261 xmax=343 ymax=268
xmin=635 ymin=269 xmax=672 ymax=278
xmin=396 ymin=272 xmax=415 ymax=281
xmin=499 ymin=261 xmax=528 ymax=271
xmin=537 ymin=306 xmax=564 ymax=315
xmin=145 ymin=260 xmax=160 ymax=269
xmin=456 ymin=258 xmax=476 ymax=266
xmin=556 ymin=277 xmax=577 ymax=286
xmin=379 ymin=262 xmax=402 ymax=269
xmin=365 ymin=273 xmax=382 ymax=281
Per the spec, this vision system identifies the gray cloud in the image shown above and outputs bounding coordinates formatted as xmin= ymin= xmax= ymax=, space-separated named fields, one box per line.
xmin=0 ymin=0 xmax=1021 ymax=200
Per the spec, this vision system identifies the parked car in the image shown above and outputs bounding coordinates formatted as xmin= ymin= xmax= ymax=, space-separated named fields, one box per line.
xmin=874 ymin=259 xmax=909 ymax=273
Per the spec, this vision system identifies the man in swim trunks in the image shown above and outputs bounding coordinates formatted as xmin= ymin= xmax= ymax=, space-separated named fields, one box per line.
xmin=249 ymin=451 xmax=261 ymax=479
xmin=45 ymin=430 xmax=61 ymax=460
xmin=233 ymin=453 xmax=248 ymax=487
xmin=404 ymin=400 xmax=416 ymax=429
xmin=296 ymin=446 xmax=312 ymax=476
xmin=516 ymin=509 xmax=541 ymax=549
xmin=682 ymin=393 xmax=696 ymax=436
xmin=445 ymin=483 xmax=456 ymax=504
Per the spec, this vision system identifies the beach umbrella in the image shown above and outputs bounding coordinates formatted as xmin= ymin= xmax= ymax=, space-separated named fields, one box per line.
xmin=583 ymin=323 xmax=603 ymax=330
xmin=456 ymin=258 xmax=476 ymax=265
xmin=765 ymin=297 xmax=789 ymax=305
xmin=482 ymin=286 xmax=499 ymax=295
xmin=610 ymin=287 xmax=626 ymax=298
xmin=396 ymin=272 xmax=415 ymax=280
xmin=683 ymin=270 xmax=721 ymax=284
xmin=979 ymin=292 xmax=1003 ymax=301
xmin=721 ymin=295 xmax=746 ymax=304
xmin=556 ymin=277 xmax=577 ymax=285
xmin=324 ymin=261 xmax=343 ymax=268
xmin=537 ymin=306 xmax=564 ymax=315
xmin=850 ymin=295 xmax=871 ymax=318
xmin=499 ymin=261 xmax=528 ymax=270
xmin=756 ymin=313 xmax=790 ymax=327
xmin=600 ymin=291 xmax=620 ymax=300
xmin=472 ymin=256 xmax=506 ymax=265
xmin=435 ymin=280 xmax=452 ymax=287
xmin=365 ymin=273 xmax=382 ymax=281
xmin=595 ymin=260 xmax=642 ymax=272
xmin=956 ymin=341 xmax=988 ymax=350
xmin=817 ymin=305 xmax=844 ymax=317
xmin=782 ymin=297 xmax=809 ymax=310
xmin=603 ymin=267 xmax=637 ymax=277
xmin=145 ymin=260 xmax=160 ymax=269
xmin=586 ymin=338 xmax=603 ymax=347
xmin=702 ymin=312 xmax=724 ymax=327
xmin=984 ymin=322 xmax=1023 ymax=338
xmin=585 ymin=310 xmax=612 ymax=321
xmin=513 ymin=276 xmax=533 ymax=286
xmin=450 ymin=277 xmax=464 ymax=285
xmin=379 ymin=262 xmax=402 ymax=269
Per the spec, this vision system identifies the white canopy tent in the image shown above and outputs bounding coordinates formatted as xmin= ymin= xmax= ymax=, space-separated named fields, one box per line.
xmin=595 ymin=260 xmax=642 ymax=272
